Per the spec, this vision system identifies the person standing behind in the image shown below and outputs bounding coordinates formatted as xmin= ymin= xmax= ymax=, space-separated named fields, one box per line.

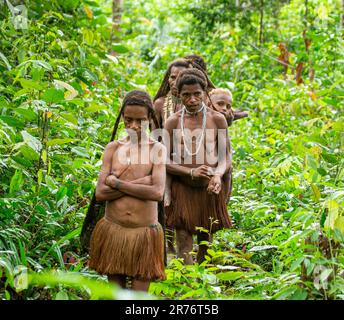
xmin=164 ymin=69 xmax=232 ymax=264
xmin=208 ymin=88 xmax=248 ymax=202
xmin=153 ymin=59 xmax=193 ymax=128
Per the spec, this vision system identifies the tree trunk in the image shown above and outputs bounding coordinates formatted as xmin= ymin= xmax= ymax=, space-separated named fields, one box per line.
xmin=259 ymin=0 xmax=264 ymax=46
xmin=110 ymin=0 xmax=124 ymax=54
xmin=112 ymin=0 xmax=123 ymax=31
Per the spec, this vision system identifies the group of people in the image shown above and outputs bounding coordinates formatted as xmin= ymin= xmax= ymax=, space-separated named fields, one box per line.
xmin=86 ymin=54 xmax=248 ymax=292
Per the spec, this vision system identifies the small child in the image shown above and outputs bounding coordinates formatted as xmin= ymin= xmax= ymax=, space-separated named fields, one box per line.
xmin=208 ymin=88 xmax=248 ymax=126
xmin=208 ymin=88 xmax=248 ymax=202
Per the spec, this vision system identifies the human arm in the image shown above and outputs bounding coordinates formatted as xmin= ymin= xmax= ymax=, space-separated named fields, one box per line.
xmin=214 ymin=113 xmax=230 ymax=177
xmin=106 ymin=143 xmax=167 ymax=201
xmin=207 ymin=113 xmax=231 ymax=194
xmin=95 ymin=142 xmax=122 ymax=201
xmin=152 ymin=97 xmax=165 ymax=129
xmin=104 ymin=175 xmax=153 ymax=201
xmin=95 ymin=142 xmax=153 ymax=201
xmin=233 ymin=110 xmax=248 ymax=121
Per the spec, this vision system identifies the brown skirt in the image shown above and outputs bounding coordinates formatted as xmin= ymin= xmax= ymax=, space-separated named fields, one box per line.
xmin=89 ymin=217 xmax=165 ymax=281
xmin=165 ymin=178 xmax=232 ymax=234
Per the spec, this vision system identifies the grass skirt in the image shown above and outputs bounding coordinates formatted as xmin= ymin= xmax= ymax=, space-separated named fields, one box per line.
xmin=165 ymin=178 xmax=232 ymax=234
xmin=89 ymin=217 xmax=165 ymax=281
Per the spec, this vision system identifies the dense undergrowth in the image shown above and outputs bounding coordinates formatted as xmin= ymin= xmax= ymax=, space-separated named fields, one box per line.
xmin=0 ymin=0 xmax=343 ymax=300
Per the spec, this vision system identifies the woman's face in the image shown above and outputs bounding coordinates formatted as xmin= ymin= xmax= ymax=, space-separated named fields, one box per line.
xmin=179 ymin=83 xmax=205 ymax=112
xmin=123 ymin=105 xmax=150 ymax=138
xmin=168 ymin=66 xmax=187 ymax=96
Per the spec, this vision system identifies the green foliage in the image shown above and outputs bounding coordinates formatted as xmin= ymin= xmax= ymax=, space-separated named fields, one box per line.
xmin=1 ymin=0 xmax=343 ymax=300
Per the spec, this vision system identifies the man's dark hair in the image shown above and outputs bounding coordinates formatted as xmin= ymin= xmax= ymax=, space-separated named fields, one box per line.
xmin=184 ymin=54 xmax=207 ymax=72
xmin=184 ymin=54 xmax=216 ymax=90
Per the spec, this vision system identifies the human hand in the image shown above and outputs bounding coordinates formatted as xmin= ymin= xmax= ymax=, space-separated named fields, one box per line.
xmin=192 ymin=165 xmax=212 ymax=179
xmin=207 ymin=175 xmax=222 ymax=194
xmin=105 ymin=174 xmax=119 ymax=188
xmin=226 ymin=108 xmax=234 ymax=126
xmin=134 ymin=175 xmax=152 ymax=185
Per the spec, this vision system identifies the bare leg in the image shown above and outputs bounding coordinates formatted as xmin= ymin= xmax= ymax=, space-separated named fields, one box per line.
xmin=176 ymin=229 xmax=193 ymax=265
xmin=164 ymin=174 xmax=175 ymax=254
xmin=197 ymin=233 xmax=212 ymax=263
xmin=131 ymin=278 xmax=150 ymax=292
xmin=223 ymin=171 xmax=232 ymax=204
xmin=108 ymin=274 xmax=126 ymax=289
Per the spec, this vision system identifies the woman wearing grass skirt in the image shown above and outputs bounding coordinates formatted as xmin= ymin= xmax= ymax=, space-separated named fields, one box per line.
xmin=88 ymin=90 xmax=166 ymax=291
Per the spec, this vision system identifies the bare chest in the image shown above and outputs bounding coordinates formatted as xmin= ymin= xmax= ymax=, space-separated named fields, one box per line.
xmin=111 ymin=144 xmax=153 ymax=180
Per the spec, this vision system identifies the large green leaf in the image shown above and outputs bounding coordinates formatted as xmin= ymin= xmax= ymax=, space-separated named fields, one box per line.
xmin=21 ymin=131 xmax=42 ymax=153
xmin=0 ymin=52 xmax=11 ymax=70
xmin=17 ymin=60 xmax=53 ymax=71
xmin=19 ymin=79 xmax=44 ymax=90
xmin=324 ymin=200 xmax=339 ymax=230
xmin=216 ymin=272 xmax=244 ymax=281
xmin=9 ymin=170 xmax=24 ymax=195
xmin=47 ymin=138 xmax=75 ymax=146
xmin=111 ymin=44 xmax=129 ymax=54
xmin=42 ymin=89 xmax=64 ymax=103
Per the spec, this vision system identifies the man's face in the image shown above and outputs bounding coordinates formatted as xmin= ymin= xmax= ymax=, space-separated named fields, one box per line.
xmin=168 ymin=66 xmax=187 ymax=96
xmin=179 ymin=83 xmax=205 ymax=112
xmin=210 ymin=93 xmax=232 ymax=121
xmin=123 ymin=105 xmax=150 ymax=138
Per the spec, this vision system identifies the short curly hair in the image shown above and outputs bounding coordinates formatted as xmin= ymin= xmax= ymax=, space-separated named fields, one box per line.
xmin=176 ymin=68 xmax=208 ymax=93
xmin=209 ymin=88 xmax=233 ymax=101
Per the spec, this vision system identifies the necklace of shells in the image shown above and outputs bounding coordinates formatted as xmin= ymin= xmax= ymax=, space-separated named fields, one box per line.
xmin=180 ymin=103 xmax=207 ymax=156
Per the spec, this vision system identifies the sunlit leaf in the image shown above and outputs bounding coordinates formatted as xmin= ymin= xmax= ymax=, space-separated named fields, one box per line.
xmin=9 ymin=170 xmax=23 ymax=195
xmin=42 ymin=88 xmax=64 ymax=103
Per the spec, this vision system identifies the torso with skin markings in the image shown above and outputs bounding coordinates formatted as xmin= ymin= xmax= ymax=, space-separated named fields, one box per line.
xmin=105 ymin=139 xmax=158 ymax=228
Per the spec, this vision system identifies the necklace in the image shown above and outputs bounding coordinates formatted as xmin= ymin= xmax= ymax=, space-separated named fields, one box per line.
xmin=163 ymin=93 xmax=174 ymax=124
xmin=180 ymin=103 xmax=207 ymax=156
xmin=184 ymin=104 xmax=204 ymax=116
xmin=163 ymin=93 xmax=182 ymax=124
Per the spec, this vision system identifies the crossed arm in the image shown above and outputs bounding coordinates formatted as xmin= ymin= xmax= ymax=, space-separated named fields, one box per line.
xmin=95 ymin=141 xmax=167 ymax=202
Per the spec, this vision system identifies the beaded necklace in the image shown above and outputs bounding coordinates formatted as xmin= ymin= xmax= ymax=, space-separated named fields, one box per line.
xmin=180 ymin=102 xmax=207 ymax=156
xmin=163 ymin=93 xmax=174 ymax=124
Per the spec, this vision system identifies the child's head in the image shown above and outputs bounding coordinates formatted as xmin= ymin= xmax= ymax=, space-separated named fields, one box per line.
xmin=122 ymin=90 xmax=155 ymax=136
xmin=209 ymin=88 xmax=233 ymax=124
